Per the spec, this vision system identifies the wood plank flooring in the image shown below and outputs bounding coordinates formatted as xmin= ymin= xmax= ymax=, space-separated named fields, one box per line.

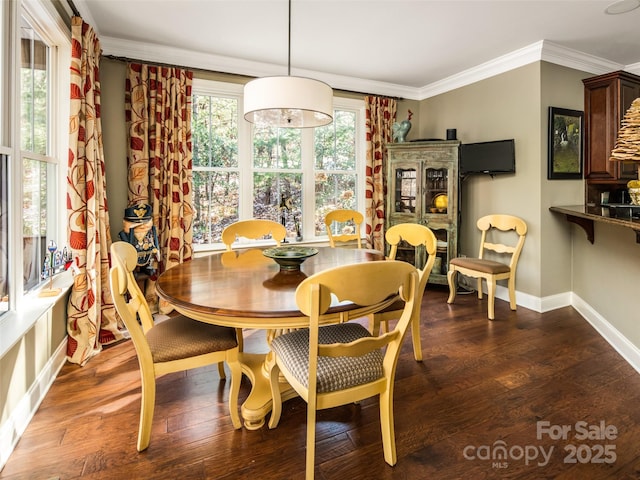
xmin=2 ymin=286 xmax=639 ymax=480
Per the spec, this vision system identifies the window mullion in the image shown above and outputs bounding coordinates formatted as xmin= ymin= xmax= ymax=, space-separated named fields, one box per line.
xmin=300 ymin=128 xmax=315 ymax=241
xmin=238 ymin=98 xmax=252 ymax=220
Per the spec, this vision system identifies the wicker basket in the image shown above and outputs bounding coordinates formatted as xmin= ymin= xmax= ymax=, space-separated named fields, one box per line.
xmin=630 ymin=188 xmax=640 ymax=206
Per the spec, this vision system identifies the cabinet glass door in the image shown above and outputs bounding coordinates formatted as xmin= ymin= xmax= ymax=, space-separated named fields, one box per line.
xmin=393 ymin=167 xmax=417 ymax=213
xmin=421 ymin=227 xmax=450 ymax=285
xmin=424 ymin=167 xmax=449 ymax=215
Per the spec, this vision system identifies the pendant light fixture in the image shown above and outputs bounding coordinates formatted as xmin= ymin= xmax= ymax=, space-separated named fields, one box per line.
xmin=243 ymin=0 xmax=333 ymax=128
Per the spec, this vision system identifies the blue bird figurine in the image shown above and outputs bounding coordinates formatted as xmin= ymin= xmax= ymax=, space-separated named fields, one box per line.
xmin=393 ymin=109 xmax=413 ymax=143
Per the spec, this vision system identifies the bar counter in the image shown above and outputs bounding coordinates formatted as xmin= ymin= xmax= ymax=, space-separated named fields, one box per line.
xmin=550 ymin=204 xmax=640 ymax=244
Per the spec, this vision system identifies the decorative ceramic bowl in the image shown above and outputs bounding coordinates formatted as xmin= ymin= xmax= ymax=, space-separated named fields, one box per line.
xmin=262 ymin=246 xmax=319 ymax=271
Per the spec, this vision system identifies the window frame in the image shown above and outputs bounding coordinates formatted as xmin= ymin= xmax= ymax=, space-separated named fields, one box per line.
xmin=0 ymin=0 xmax=69 ymax=318
xmin=191 ymin=77 xmax=366 ymax=253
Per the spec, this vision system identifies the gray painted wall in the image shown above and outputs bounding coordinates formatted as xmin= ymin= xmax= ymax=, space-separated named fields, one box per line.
xmin=418 ymin=61 xmax=640 ymax=353
xmin=418 ymin=63 xmax=543 ymax=297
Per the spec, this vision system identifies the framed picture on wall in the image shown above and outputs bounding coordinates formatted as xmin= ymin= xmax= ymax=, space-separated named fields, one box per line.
xmin=548 ymin=107 xmax=584 ymax=179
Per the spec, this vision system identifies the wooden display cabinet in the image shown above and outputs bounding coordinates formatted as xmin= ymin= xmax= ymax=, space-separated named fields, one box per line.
xmin=386 ymin=140 xmax=460 ymax=285
xmin=583 ymin=70 xmax=640 ymax=206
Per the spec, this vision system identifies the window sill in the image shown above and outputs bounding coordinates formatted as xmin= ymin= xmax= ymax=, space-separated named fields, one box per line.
xmin=0 ymin=270 xmax=73 ymax=359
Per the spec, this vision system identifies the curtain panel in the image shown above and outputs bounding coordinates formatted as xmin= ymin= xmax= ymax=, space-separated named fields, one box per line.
xmin=66 ymin=17 xmax=123 ymax=366
xmin=125 ymin=64 xmax=194 ymax=311
xmin=364 ymin=96 xmax=397 ymax=252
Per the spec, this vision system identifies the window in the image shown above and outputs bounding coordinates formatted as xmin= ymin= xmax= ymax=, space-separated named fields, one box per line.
xmin=0 ymin=1 xmax=9 ymax=313
xmin=0 ymin=0 xmax=69 ymax=317
xmin=192 ymin=89 xmax=241 ymax=244
xmin=20 ymin=13 xmax=57 ymax=293
xmin=0 ymin=155 xmax=8 ymax=312
xmin=314 ymin=110 xmax=359 ymax=236
xmin=191 ymin=79 xmax=364 ymax=249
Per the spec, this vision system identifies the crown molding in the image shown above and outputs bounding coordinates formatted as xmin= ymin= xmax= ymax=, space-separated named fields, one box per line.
xmin=100 ymin=36 xmax=418 ymax=99
xmin=418 ymin=41 xmax=544 ymax=99
xmin=100 ymin=36 xmax=632 ymax=101
xmin=418 ymin=40 xmax=625 ymax=100
xmin=539 ymin=40 xmax=624 ymax=74
xmin=625 ymin=62 xmax=640 ymax=75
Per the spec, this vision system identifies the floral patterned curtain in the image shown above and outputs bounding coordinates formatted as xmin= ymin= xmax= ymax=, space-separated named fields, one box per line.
xmin=364 ymin=96 xmax=397 ymax=252
xmin=66 ymin=17 xmax=123 ymax=366
xmin=125 ymin=63 xmax=194 ymax=311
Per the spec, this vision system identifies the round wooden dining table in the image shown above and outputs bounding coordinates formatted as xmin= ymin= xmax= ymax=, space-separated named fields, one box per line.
xmin=156 ymin=245 xmax=385 ymax=429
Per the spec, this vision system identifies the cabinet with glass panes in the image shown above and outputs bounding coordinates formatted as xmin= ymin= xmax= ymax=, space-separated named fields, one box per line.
xmin=386 ymin=140 xmax=459 ymax=285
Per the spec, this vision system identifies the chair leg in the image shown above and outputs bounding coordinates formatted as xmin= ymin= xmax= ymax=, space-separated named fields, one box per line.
xmin=267 ymin=363 xmax=282 ymax=429
xmin=410 ymin=311 xmax=422 ymax=362
xmin=507 ymin=275 xmax=517 ymax=310
xmin=217 ymin=362 xmax=226 ymax=379
xmin=446 ymin=268 xmax=457 ymax=304
xmin=477 ymin=278 xmax=483 ymax=299
xmin=486 ymin=279 xmax=496 ymax=320
xmin=227 ymin=353 xmax=242 ymax=430
xmin=137 ymin=372 xmax=156 ymax=452
xmin=236 ymin=328 xmax=244 ymax=352
xmin=306 ymin=403 xmax=317 ymax=480
xmin=379 ymin=388 xmax=397 ymax=466
xmin=368 ymin=313 xmax=381 ymax=336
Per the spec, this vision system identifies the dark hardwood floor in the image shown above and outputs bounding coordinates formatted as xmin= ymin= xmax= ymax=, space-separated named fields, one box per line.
xmin=2 ymin=286 xmax=640 ymax=480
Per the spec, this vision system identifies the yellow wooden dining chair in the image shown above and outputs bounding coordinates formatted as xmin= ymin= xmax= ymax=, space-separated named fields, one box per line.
xmin=369 ymin=223 xmax=437 ymax=361
xmin=268 ymin=260 xmax=418 ymax=479
xmin=221 ymin=219 xmax=287 ymax=350
xmin=447 ymin=214 xmax=527 ymax=320
xmin=109 ymin=241 xmax=242 ymax=452
xmin=324 ymin=209 xmax=363 ymax=248
xmin=221 ymin=219 xmax=287 ymax=251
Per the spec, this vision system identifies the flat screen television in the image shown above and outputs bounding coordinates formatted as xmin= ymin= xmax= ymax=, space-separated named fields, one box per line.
xmin=459 ymin=139 xmax=515 ymax=176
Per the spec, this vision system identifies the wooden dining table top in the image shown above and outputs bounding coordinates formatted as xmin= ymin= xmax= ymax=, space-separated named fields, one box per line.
xmin=155 ymin=246 xmax=385 ymax=328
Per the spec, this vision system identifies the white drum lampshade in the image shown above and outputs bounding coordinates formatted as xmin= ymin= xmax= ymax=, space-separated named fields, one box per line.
xmin=243 ymin=75 xmax=333 ymax=128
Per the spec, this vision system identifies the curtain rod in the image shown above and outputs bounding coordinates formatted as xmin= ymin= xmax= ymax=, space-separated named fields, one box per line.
xmin=102 ymin=54 xmax=248 ymax=78
xmin=67 ymin=0 xmax=80 ymax=17
xmin=102 ymin=54 xmax=403 ymax=101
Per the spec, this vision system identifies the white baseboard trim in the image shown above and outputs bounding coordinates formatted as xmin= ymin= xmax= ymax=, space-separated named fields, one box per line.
xmin=480 ymin=284 xmax=640 ymax=375
xmin=0 ymin=338 xmax=68 ymax=471
xmin=481 ymin=283 xmax=543 ymax=314
xmin=539 ymin=291 xmax=573 ymax=313
xmin=570 ymin=294 xmax=640 ymax=375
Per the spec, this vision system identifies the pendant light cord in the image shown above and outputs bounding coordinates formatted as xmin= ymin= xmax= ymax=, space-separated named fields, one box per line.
xmin=287 ymin=0 xmax=292 ymax=76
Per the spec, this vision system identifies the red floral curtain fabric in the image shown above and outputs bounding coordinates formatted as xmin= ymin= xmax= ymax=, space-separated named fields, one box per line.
xmin=125 ymin=63 xmax=194 ymax=310
xmin=364 ymin=96 xmax=397 ymax=252
xmin=66 ymin=17 xmax=123 ymax=366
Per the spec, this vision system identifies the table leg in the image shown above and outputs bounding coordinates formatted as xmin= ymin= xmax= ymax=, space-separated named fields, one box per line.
xmin=238 ymin=352 xmax=297 ymax=429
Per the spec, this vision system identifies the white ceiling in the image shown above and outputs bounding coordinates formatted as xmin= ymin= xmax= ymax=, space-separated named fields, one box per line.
xmin=73 ymin=0 xmax=640 ymax=99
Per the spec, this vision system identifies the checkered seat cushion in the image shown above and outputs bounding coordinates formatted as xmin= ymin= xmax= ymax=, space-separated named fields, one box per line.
xmin=271 ymin=323 xmax=384 ymax=393
xmin=146 ymin=316 xmax=238 ymax=363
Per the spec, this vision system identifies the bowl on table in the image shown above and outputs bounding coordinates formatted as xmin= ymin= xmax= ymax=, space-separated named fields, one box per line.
xmin=262 ymin=246 xmax=319 ymax=271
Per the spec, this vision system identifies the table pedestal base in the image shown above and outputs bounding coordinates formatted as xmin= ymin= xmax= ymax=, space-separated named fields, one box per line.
xmin=238 ymin=352 xmax=298 ymax=430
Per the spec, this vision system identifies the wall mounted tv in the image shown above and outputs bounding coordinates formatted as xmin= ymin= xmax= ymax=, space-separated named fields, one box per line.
xmin=459 ymin=139 xmax=515 ymax=176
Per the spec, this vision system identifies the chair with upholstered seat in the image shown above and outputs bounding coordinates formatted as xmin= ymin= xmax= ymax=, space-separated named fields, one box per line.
xmin=222 ymin=219 xmax=287 ymax=251
xmin=109 ymin=241 xmax=242 ymax=451
xmin=221 ymin=219 xmax=287 ymax=350
xmin=324 ymin=209 xmax=363 ymax=248
xmin=268 ymin=260 xmax=418 ymax=479
xmin=446 ymin=214 xmax=527 ymax=320
xmin=369 ymin=223 xmax=437 ymax=361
